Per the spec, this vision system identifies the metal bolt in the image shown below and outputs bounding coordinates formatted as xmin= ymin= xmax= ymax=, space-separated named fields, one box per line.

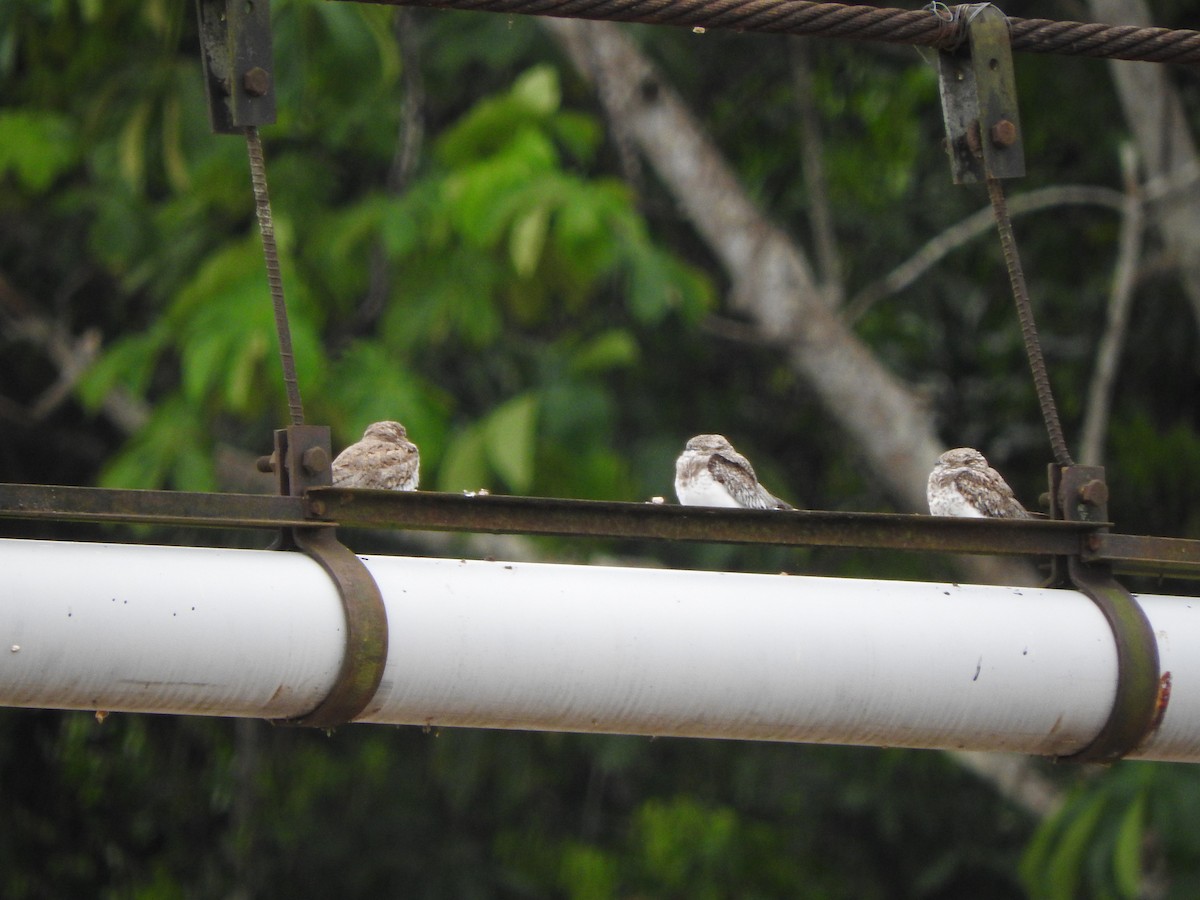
xmin=1078 ymin=479 xmax=1109 ymax=507
xmin=990 ymin=118 xmax=1018 ymax=148
xmin=256 ymin=453 xmax=276 ymax=474
xmin=302 ymin=446 xmax=329 ymax=476
xmin=1086 ymin=533 xmax=1102 ymax=553
xmin=243 ymin=67 xmax=271 ymax=97
xmin=309 ymin=499 xmax=327 ymax=518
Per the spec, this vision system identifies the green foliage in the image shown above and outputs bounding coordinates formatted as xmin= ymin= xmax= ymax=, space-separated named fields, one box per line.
xmin=54 ymin=27 xmax=710 ymax=494
xmin=7 ymin=0 xmax=1200 ymax=898
xmin=0 ymin=109 xmax=79 ymax=191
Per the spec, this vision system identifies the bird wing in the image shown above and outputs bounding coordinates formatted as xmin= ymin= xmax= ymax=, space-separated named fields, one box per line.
xmin=332 ymin=439 xmax=419 ymax=489
xmin=955 ymin=467 xmax=1028 ymax=518
xmin=708 ymin=451 xmax=792 ymax=510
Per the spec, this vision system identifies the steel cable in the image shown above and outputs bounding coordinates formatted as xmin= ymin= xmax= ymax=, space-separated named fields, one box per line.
xmin=351 ymin=0 xmax=1200 ymax=66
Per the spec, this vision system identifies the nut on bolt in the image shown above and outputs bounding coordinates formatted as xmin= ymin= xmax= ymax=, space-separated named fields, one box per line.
xmin=1078 ymin=479 xmax=1109 ymax=507
xmin=990 ymin=118 xmax=1018 ymax=148
xmin=243 ymin=67 xmax=271 ymax=97
xmin=301 ymin=446 xmax=329 ymax=476
xmin=256 ymin=453 xmax=277 ymax=473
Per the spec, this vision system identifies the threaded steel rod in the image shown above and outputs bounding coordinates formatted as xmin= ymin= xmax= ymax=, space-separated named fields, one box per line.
xmin=245 ymin=126 xmax=305 ymax=426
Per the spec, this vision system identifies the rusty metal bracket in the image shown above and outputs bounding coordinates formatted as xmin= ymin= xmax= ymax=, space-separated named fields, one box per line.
xmin=1047 ymin=464 xmax=1164 ymax=763
xmin=195 ymin=0 xmax=277 ymax=134
xmin=937 ymin=4 xmax=1025 ymax=183
xmin=266 ymin=426 xmax=388 ymax=729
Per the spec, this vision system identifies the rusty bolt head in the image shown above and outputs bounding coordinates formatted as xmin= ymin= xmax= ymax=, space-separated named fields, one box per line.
xmin=309 ymin=499 xmax=327 ymax=518
xmin=1077 ymin=479 xmax=1109 ymax=507
xmin=1086 ymin=533 xmax=1102 ymax=553
xmin=243 ymin=67 xmax=271 ymax=98
xmin=301 ymin=446 xmax=329 ymax=476
xmin=990 ymin=119 xmax=1018 ymax=148
xmin=256 ymin=453 xmax=277 ymax=474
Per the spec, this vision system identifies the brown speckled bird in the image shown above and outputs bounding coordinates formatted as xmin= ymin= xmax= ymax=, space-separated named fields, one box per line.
xmin=674 ymin=434 xmax=792 ymax=510
xmin=332 ymin=421 xmax=420 ymax=491
xmin=927 ymin=447 xmax=1028 ymax=518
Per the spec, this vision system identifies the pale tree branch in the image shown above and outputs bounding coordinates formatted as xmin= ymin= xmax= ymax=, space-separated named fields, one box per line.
xmin=947 ymin=750 xmax=1063 ymax=820
xmin=0 ymin=272 xmax=149 ymax=433
xmin=1080 ymin=144 xmax=1144 ymax=466
xmin=788 ymin=37 xmax=842 ymax=305
xmin=1088 ymin=0 xmax=1200 ymax=333
xmin=845 ymin=185 xmax=1127 ymax=324
xmin=542 ymin=19 xmax=1039 ymax=592
xmin=542 ymin=17 xmax=1062 ymax=815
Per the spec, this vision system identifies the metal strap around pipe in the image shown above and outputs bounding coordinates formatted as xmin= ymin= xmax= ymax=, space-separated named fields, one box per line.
xmin=268 ymin=427 xmax=389 ymax=728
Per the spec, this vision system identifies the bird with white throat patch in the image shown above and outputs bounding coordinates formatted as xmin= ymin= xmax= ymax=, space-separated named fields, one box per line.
xmin=674 ymin=434 xmax=793 ymax=510
xmin=332 ymin=421 xmax=420 ymax=491
xmin=927 ymin=447 xmax=1028 ymax=518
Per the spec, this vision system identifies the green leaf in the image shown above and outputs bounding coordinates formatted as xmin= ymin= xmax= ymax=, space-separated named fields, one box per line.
xmin=509 ymin=204 xmax=549 ymax=276
xmin=325 ymin=341 xmax=452 ymax=466
xmin=558 ymin=843 xmax=619 ymax=900
xmin=435 ymin=66 xmax=562 ymax=166
xmin=98 ymin=397 xmax=215 ymax=491
xmin=483 ymin=393 xmax=539 ymax=493
xmin=437 ymin=423 xmax=489 ymax=493
xmin=627 ymin=245 xmax=672 ymax=324
xmin=77 ymin=329 xmax=166 ymax=411
xmin=118 ymin=99 xmax=153 ymax=191
xmin=1022 ymin=791 xmax=1108 ymax=900
xmin=0 ymin=109 xmax=79 ymax=191
xmin=510 ymin=64 xmax=560 ymax=115
xmin=569 ymin=329 xmax=639 ymax=374
xmin=1112 ymin=791 xmax=1146 ymax=899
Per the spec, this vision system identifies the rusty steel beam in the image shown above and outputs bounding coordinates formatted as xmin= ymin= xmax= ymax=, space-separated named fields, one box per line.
xmin=1085 ymin=533 xmax=1200 ymax=577
xmin=306 ymin=486 xmax=1093 ymax=557
xmin=0 ymin=483 xmax=313 ymax=530
xmin=5 ymin=483 xmax=1199 ymax=577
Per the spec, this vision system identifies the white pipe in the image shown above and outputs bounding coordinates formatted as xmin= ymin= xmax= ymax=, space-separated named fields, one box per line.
xmin=0 ymin=537 xmax=1195 ymax=761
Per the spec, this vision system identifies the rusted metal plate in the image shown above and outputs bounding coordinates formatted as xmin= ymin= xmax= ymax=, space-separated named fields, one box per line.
xmin=195 ymin=0 xmax=277 ymax=133
xmin=937 ymin=4 xmax=1025 ymax=183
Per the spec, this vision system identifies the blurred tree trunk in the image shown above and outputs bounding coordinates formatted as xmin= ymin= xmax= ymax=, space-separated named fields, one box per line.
xmin=544 ymin=18 xmax=1039 ymax=589
xmin=1088 ymin=0 xmax=1200 ymax=331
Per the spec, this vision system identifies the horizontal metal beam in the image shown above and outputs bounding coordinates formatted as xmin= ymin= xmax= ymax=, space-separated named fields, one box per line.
xmin=1086 ymin=532 xmax=1200 ymax=577
xmin=0 ymin=483 xmax=314 ymax=529
xmin=4 ymin=483 xmax=1198 ymax=578
xmin=306 ymin=486 xmax=1093 ymax=557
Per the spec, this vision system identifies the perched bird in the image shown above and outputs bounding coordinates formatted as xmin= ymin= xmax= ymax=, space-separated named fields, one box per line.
xmin=674 ymin=434 xmax=793 ymax=510
xmin=927 ymin=447 xmax=1028 ymax=518
xmin=332 ymin=421 xmax=420 ymax=491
